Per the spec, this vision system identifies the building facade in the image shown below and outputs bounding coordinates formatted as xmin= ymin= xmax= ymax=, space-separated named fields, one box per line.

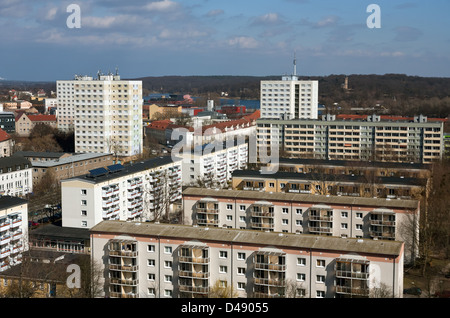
xmin=90 ymin=220 xmax=404 ymax=298
xmin=0 ymin=196 xmax=29 ymax=272
xmin=182 ymin=187 xmax=419 ymax=261
xmin=257 ymin=114 xmax=444 ymax=163
xmin=260 ymin=74 xmax=319 ymax=120
xmin=27 ymin=152 xmax=114 ymax=186
xmin=57 ymin=72 xmax=143 ymax=157
xmin=0 ymin=157 xmax=33 ymax=196
xmin=61 ymin=156 xmax=182 ymax=229
xmin=231 ymin=170 xmax=428 ymax=201
xmin=179 ymin=141 xmax=248 ymax=187
xmin=15 ymin=113 xmax=57 ymax=137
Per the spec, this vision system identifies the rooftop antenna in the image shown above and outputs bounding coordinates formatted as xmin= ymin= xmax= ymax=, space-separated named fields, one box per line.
xmin=293 ymin=51 xmax=297 ymax=76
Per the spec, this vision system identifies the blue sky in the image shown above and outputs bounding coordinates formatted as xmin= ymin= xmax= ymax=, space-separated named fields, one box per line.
xmin=0 ymin=0 xmax=449 ymax=81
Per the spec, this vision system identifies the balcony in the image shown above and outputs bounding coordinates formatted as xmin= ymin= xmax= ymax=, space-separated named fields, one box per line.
xmin=179 ymin=285 xmax=209 ymax=294
xmin=109 ymin=264 xmax=139 ymax=272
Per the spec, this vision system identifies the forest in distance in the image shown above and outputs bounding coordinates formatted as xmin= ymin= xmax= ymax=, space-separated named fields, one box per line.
xmin=1 ymin=73 xmax=450 ymax=119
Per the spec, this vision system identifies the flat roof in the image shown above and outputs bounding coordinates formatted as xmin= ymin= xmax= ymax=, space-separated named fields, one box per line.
xmin=30 ymin=152 xmax=112 ymax=168
xmin=91 ymin=220 xmax=404 ymax=257
xmin=231 ymin=170 xmax=428 ymax=187
xmin=182 ymin=187 xmax=419 ymax=209
xmin=61 ymin=155 xmax=182 ymax=184
xmin=0 ymin=196 xmax=28 ymax=210
xmin=277 ymin=157 xmax=431 ymax=171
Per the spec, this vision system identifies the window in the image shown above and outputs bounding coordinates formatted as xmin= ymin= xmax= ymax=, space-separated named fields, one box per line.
xmin=81 ymin=210 xmax=87 ymax=216
xmin=148 ymin=259 xmax=155 ymax=266
xmin=226 ymin=204 xmax=232 ymax=210
xmin=356 ymin=224 xmax=363 ymax=230
xmin=220 ymin=251 xmax=228 ymax=258
xmin=164 ymin=261 xmax=172 ymax=268
xmin=316 ymin=290 xmax=325 ymax=298
xmin=296 ymin=288 xmax=306 ymax=297
xmin=81 ymin=221 xmax=87 ymax=227
xmin=296 ymin=208 xmax=303 ymax=215
xmin=237 ymin=267 xmax=245 ymax=275
xmin=164 ymin=246 xmax=172 ymax=254
xmin=148 ymin=288 xmax=155 ymax=296
xmin=240 ymin=205 xmax=245 ymax=211
xmin=297 ymin=273 xmax=306 ymax=281
xmin=148 ymin=245 xmax=155 ymax=252
xmin=341 ymin=211 xmax=348 ymax=218
xmin=237 ymin=282 xmax=246 ymax=290
xmin=237 ymin=252 xmax=246 ymax=260
xmin=81 ymin=189 xmax=87 ymax=195
xmin=164 ymin=275 xmax=172 ymax=283
xmin=297 ymin=257 xmax=306 ymax=266
xmin=282 ymin=219 xmax=288 ymax=225
xmin=164 ymin=290 xmax=172 ymax=297
xmin=316 ymin=259 xmax=325 ymax=267
xmin=316 ymin=275 xmax=325 ymax=283
xmin=356 ymin=212 xmax=363 ymax=219
xmin=282 ymin=208 xmax=288 ymax=214
xmin=341 ymin=223 xmax=348 ymax=229
xmin=81 ymin=200 xmax=87 ymax=206
xmin=148 ymin=273 xmax=155 ymax=281
xmin=219 ymin=265 xmax=228 ymax=273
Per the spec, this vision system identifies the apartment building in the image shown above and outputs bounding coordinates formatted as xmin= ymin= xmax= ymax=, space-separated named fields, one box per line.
xmin=0 ymin=156 xmax=33 ymax=196
xmin=0 ymin=129 xmax=13 ymax=158
xmin=179 ymin=141 xmax=248 ymax=187
xmin=260 ymin=57 xmax=319 ymax=120
xmin=90 ymin=220 xmax=404 ymax=298
xmin=0 ymin=196 xmax=28 ymax=272
xmin=0 ymin=112 xmax=16 ymax=133
xmin=15 ymin=113 xmax=57 ymax=137
xmin=273 ymin=158 xmax=432 ymax=180
xmin=61 ymin=156 xmax=182 ymax=229
xmin=57 ymin=72 xmax=143 ymax=157
xmin=26 ymin=152 xmax=114 ymax=186
xmin=231 ymin=170 xmax=428 ymax=201
xmin=257 ymin=114 xmax=444 ymax=163
xmin=182 ymin=187 xmax=419 ymax=261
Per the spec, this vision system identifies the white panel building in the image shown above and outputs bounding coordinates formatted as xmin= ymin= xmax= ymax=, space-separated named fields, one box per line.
xmin=178 ymin=141 xmax=248 ymax=187
xmin=0 ymin=196 xmax=28 ymax=272
xmin=57 ymin=71 xmax=143 ymax=157
xmin=90 ymin=220 xmax=405 ymax=298
xmin=61 ymin=156 xmax=182 ymax=229
xmin=260 ymin=57 xmax=318 ymax=120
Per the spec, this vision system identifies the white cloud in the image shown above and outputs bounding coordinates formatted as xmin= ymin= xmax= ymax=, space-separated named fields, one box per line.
xmin=227 ymin=36 xmax=260 ymax=49
xmin=144 ymin=0 xmax=179 ymax=12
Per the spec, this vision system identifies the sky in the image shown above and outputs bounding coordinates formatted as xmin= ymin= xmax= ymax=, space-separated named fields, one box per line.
xmin=0 ymin=0 xmax=449 ymax=81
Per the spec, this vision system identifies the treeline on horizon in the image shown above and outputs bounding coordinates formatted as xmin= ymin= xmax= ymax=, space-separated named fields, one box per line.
xmin=1 ymin=74 xmax=449 ymax=118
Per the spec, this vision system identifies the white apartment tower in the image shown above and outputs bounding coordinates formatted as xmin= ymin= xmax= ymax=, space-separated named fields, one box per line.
xmin=260 ymin=55 xmax=319 ymax=120
xmin=57 ymin=70 xmax=143 ymax=157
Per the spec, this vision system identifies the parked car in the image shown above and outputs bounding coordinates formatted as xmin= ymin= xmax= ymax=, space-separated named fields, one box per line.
xmin=434 ymin=290 xmax=450 ymax=298
xmin=403 ymin=287 xmax=422 ymax=296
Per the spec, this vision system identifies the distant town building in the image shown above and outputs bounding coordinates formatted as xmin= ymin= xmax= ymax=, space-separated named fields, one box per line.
xmin=56 ymin=71 xmax=143 ymax=157
xmin=15 ymin=113 xmax=57 ymax=137
xmin=257 ymin=114 xmax=445 ymax=163
xmin=0 ymin=112 xmax=16 ymax=133
xmin=260 ymin=56 xmax=319 ymax=120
